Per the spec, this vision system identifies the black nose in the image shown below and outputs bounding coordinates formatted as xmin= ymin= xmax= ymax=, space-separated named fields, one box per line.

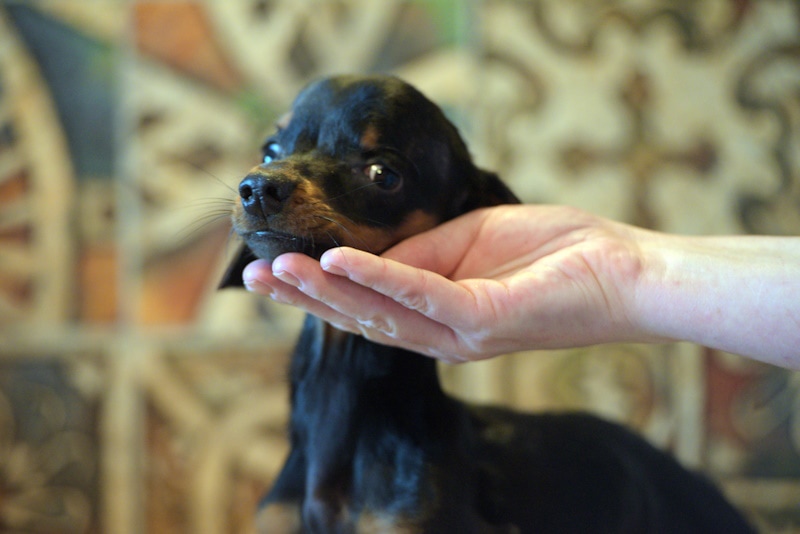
xmin=239 ymin=174 xmax=296 ymax=218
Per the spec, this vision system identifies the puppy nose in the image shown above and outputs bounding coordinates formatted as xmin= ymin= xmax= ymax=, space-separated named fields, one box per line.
xmin=239 ymin=174 xmax=296 ymax=218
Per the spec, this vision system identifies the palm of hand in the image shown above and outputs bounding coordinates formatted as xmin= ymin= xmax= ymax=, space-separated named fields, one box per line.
xmin=399 ymin=206 xmax=641 ymax=355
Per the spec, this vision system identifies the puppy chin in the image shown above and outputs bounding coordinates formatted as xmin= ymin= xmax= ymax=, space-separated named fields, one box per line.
xmin=245 ymin=233 xmax=333 ymax=262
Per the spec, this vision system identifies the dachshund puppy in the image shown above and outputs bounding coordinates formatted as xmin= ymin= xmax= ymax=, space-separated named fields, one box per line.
xmin=221 ymin=75 xmax=753 ymax=533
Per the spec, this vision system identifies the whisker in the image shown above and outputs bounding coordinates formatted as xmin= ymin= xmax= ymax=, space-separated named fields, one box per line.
xmin=174 ymin=211 xmax=232 ymax=247
xmin=323 ymin=182 xmax=381 ymax=203
xmin=171 ymin=195 xmax=238 ymax=246
xmin=320 ymin=206 xmax=391 ymax=232
xmin=224 ymin=226 xmax=247 ymax=256
xmin=177 ymin=156 xmax=238 ymax=194
xmin=316 ymin=214 xmax=374 ymax=253
xmin=173 ymin=197 xmax=235 ymax=221
xmin=179 ymin=197 xmax=236 ymax=212
xmin=353 ymin=216 xmax=391 ymax=229
xmin=324 ymin=229 xmax=342 ymax=248
xmin=189 ymin=197 xmax=236 ymax=206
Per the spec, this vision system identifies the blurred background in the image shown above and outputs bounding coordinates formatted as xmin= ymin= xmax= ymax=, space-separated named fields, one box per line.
xmin=0 ymin=0 xmax=798 ymax=532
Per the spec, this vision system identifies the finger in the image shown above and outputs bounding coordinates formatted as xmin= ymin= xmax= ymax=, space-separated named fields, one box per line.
xmin=258 ymin=255 xmax=480 ymax=362
xmin=242 ymin=259 xmax=361 ymax=331
xmin=381 ymin=209 xmax=488 ymax=275
xmin=320 ymin=247 xmax=483 ymax=329
xmin=271 ymin=253 xmax=420 ymax=337
xmin=276 ymin=252 xmax=468 ymax=357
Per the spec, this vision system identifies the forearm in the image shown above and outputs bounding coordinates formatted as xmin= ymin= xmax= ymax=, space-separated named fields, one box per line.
xmin=631 ymin=231 xmax=800 ymax=368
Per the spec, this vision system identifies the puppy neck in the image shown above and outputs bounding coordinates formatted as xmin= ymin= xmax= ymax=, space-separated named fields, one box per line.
xmin=291 ymin=315 xmax=440 ymax=389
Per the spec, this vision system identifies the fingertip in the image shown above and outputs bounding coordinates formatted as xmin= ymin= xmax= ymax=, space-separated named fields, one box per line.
xmin=242 ymin=259 xmax=272 ymax=285
xmin=241 ymin=259 xmax=275 ymax=294
xmin=270 ymin=252 xmax=296 ymax=274
xmin=382 ymin=234 xmax=439 ymax=271
xmin=320 ymin=247 xmax=359 ymax=277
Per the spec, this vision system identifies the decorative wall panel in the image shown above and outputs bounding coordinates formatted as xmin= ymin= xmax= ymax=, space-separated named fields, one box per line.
xmin=1 ymin=1 xmax=798 ymax=531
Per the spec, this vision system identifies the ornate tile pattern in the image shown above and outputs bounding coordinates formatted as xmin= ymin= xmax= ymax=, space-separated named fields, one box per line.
xmin=1 ymin=1 xmax=798 ymax=531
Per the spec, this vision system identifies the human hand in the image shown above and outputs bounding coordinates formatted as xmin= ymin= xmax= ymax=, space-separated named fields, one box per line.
xmin=242 ymin=205 xmax=650 ymax=362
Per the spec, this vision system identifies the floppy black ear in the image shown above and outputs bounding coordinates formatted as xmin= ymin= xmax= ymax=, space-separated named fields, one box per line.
xmin=455 ymin=168 xmax=520 ymax=216
xmin=478 ymin=169 xmax=520 ymax=206
xmin=218 ymin=244 xmax=256 ymax=289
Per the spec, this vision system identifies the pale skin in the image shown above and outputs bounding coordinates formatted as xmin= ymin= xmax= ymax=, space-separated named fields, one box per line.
xmin=242 ymin=205 xmax=800 ymax=369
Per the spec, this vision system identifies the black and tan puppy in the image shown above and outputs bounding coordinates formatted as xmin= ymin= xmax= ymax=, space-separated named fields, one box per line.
xmin=221 ymin=75 xmax=753 ymax=533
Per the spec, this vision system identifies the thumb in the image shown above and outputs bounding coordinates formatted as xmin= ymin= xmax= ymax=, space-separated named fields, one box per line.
xmin=383 ymin=209 xmax=485 ymax=276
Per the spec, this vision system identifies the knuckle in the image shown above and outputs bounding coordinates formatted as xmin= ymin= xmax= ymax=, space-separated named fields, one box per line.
xmin=392 ymin=270 xmax=434 ymax=314
xmin=395 ymin=291 xmax=431 ymax=315
xmin=329 ymin=320 xmax=361 ymax=336
xmin=270 ymin=289 xmax=298 ymax=306
xmin=432 ymin=350 xmax=467 ymax=364
xmin=356 ymin=314 xmax=397 ymax=337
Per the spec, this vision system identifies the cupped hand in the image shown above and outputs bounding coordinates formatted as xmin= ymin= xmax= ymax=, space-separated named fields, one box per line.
xmin=242 ymin=205 xmax=648 ymax=362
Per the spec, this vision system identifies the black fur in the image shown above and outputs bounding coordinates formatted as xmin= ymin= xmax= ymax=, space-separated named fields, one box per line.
xmin=222 ymin=75 xmax=753 ymax=533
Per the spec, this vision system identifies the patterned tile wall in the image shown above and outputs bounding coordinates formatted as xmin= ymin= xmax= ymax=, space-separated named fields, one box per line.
xmin=0 ymin=1 xmax=798 ymax=532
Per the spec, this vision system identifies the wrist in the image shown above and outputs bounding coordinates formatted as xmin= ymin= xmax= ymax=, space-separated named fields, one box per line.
xmin=628 ymin=232 xmax=710 ymax=346
xmin=629 ymin=232 xmax=800 ymax=367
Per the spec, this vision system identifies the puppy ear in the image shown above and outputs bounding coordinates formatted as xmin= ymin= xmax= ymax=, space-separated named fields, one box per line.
xmin=478 ymin=169 xmax=520 ymax=206
xmin=218 ymin=245 xmax=256 ymax=289
xmin=457 ymin=169 xmax=520 ymax=215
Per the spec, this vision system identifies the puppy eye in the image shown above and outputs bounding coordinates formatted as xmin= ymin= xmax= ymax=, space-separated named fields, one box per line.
xmin=366 ymin=163 xmax=401 ymax=190
xmin=262 ymin=141 xmax=282 ymax=165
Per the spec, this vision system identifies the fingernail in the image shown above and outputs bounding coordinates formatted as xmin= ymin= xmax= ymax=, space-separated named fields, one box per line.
xmin=320 ymin=249 xmax=349 ymax=277
xmin=273 ymin=269 xmax=300 ymax=288
xmin=322 ymin=263 xmax=347 ymax=277
xmin=243 ymin=277 xmax=273 ymax=295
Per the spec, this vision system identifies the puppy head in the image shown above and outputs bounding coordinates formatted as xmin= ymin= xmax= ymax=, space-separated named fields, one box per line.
xmin=221 ymin=75 xmax=518 ymax=288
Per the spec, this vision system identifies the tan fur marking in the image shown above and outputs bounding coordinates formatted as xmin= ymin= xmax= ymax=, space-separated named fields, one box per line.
xmin=230 ymin=165 xmax=437 ymax=254
xmin=285 ymin=179 xmax=340 ymax=233
xmin=276 ymin=112 xmax=293 ymax=130
xmin=339 ymin=209 xmax=438 ymax=253
xmin=255 ymin=502 xmax=301 ymax=534
xmin=231 ymin=166 xmax=338 ymax=236
xmin=357 ymin=511 xmax=421 ymax=533
xmin=360 ymin=125 xmax=381 ymax=150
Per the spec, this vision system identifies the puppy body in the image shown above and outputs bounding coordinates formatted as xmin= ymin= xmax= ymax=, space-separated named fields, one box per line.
xmin=223 ymin=75 xmax=753 ymax=533
xmin=263 ymin=317 xmax=493 ymax=532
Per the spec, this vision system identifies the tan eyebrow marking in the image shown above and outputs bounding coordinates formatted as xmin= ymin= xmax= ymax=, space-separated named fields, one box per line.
xmin=276 ymin=112 xmax=293 ymax=130
xmin=360 ymin=125 xmax=381 ymax=151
